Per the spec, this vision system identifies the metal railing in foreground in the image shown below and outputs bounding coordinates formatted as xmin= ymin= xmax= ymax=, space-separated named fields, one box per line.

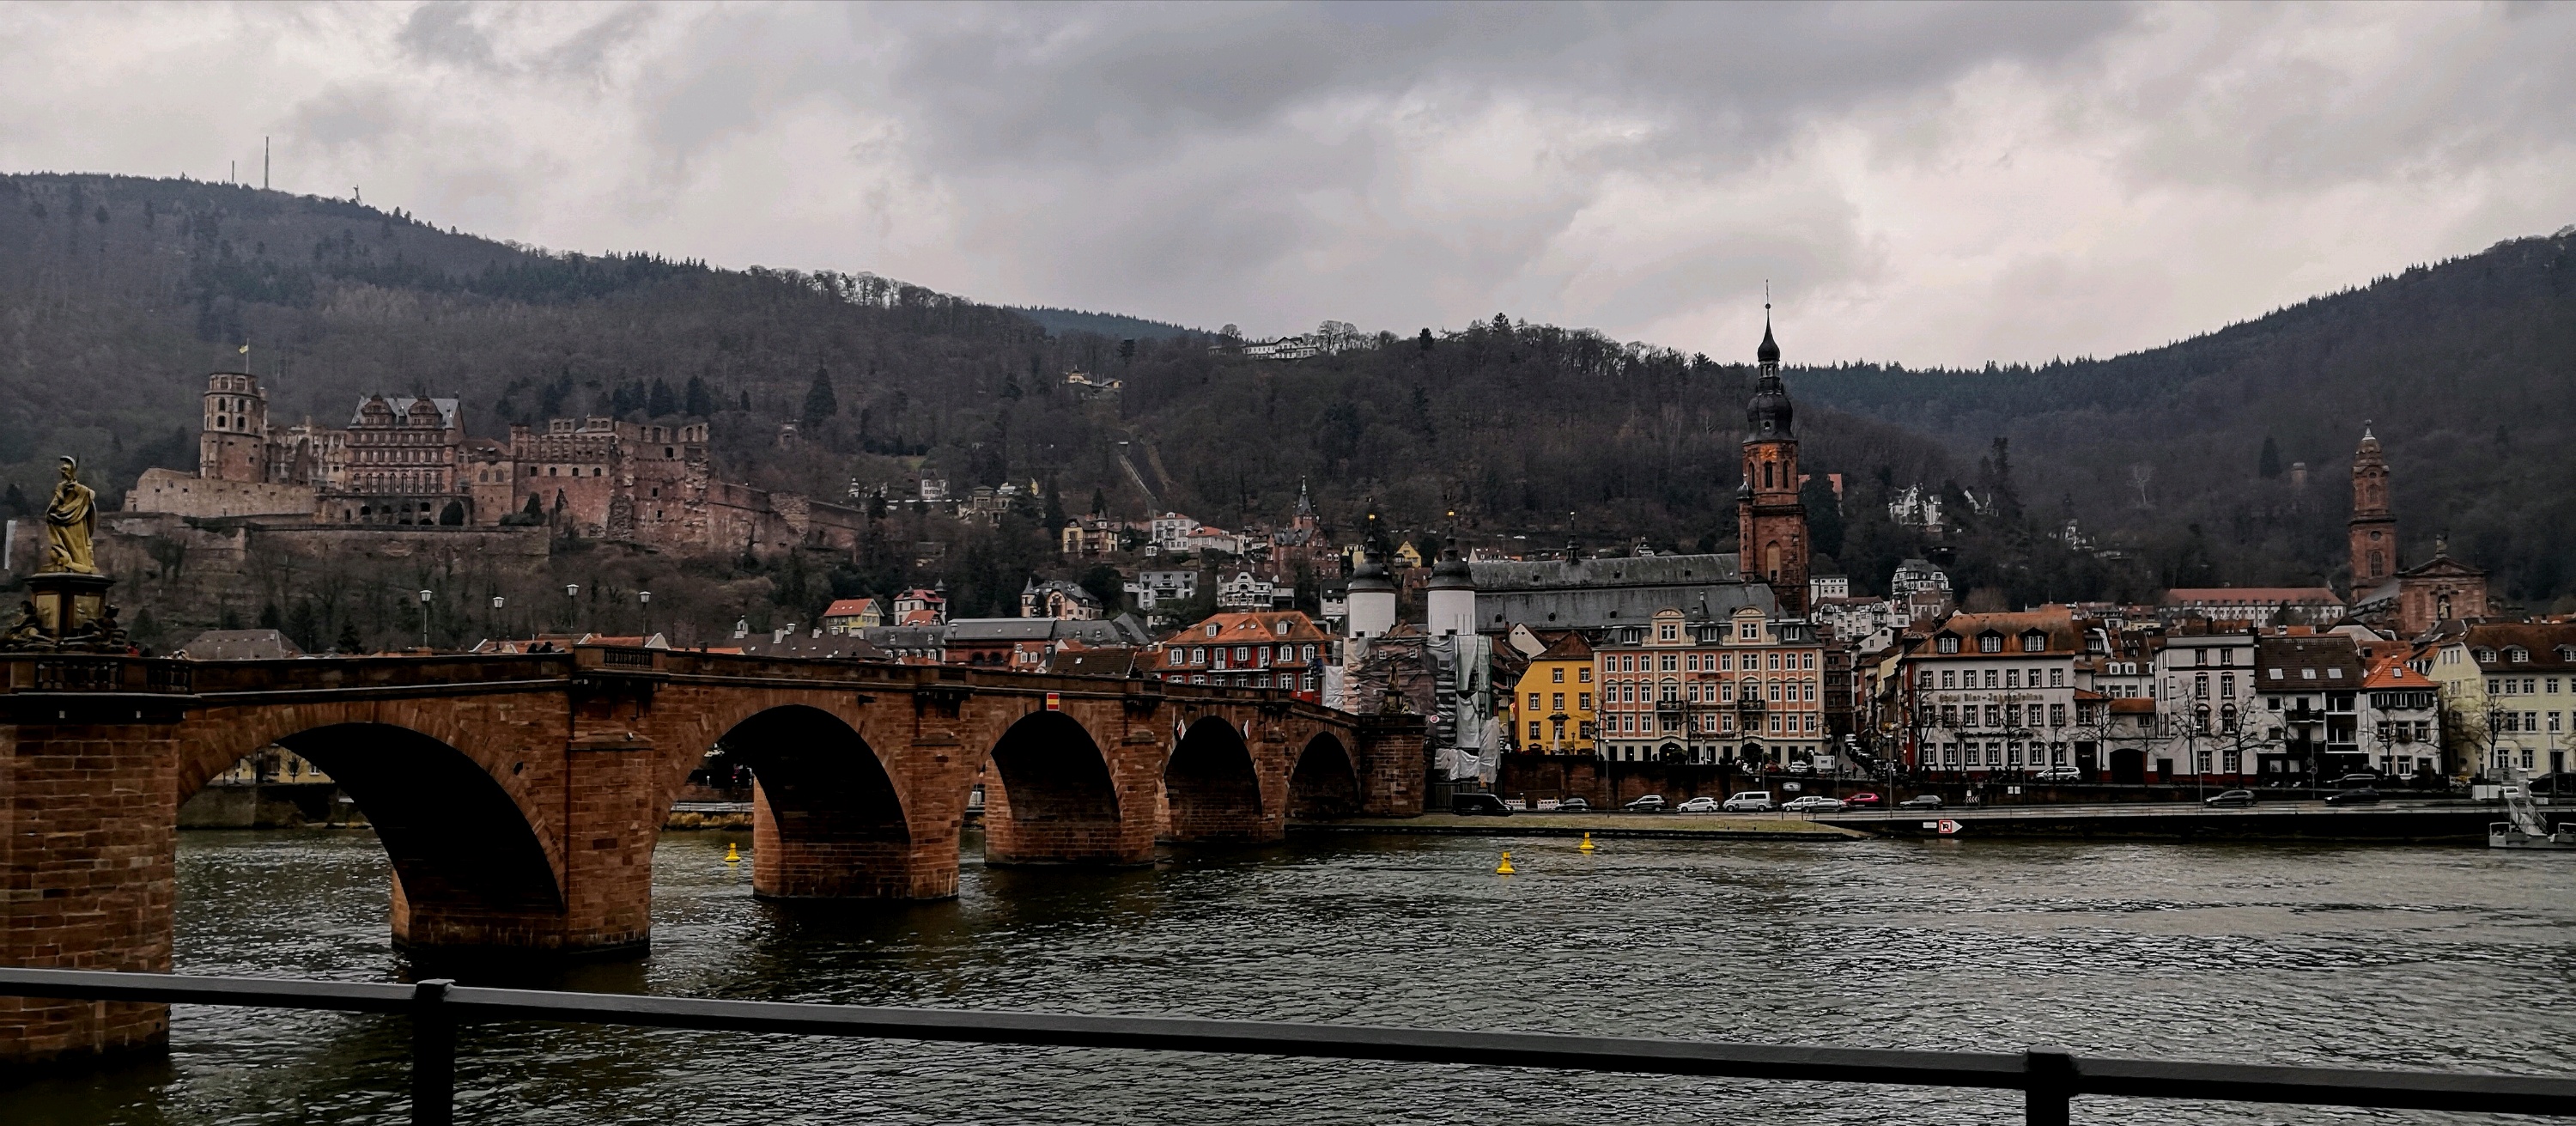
xmin=5 ymin=967 xmax=2573 ymax=1126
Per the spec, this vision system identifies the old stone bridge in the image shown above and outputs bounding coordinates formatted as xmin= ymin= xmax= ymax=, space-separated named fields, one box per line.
xmin=0 ymin=646 xmax=1424 ymax=1062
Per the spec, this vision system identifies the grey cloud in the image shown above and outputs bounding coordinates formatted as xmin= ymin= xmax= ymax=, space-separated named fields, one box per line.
xmin=8 ymin=0 xmax=2573 ymax=364
xmin=397 ymin=3 xmax=501 ymax=71
xmin=289 ymin=83 xmax=408 ymax=150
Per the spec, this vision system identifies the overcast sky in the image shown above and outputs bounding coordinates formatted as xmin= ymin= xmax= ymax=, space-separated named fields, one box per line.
xmin=5 ymin=2 xmax=2572 ymax=366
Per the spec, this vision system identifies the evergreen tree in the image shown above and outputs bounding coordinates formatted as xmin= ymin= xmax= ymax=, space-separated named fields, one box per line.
xmin=2257 ymin=435 xmax=2282 ymax=478
xmin=1 ymin=482 xmax=26 ymax=517
xmin=684 ymin=374 xmax=716 ymax=417
xmin=1078 ymin=563 xmax=1125 ymax=614
xmin=647 ymin=378 xmax=677 ymax=417
xmin=1089 ymin=487 xmax=1107 ymax=516
xmin=1801 ymin=477 xmax=1846 ymax=560
xmin=1042 ymin=475 xmax=1067 ymax=533
xmin=1418 ymin=327 xmax=1434 ymax=352
xmin=738 ymin=389 xmax=751 ymax=411
xmin=802 ymin=366 xmax=837 ymax=424
xmin=336 ymin=618 xmax=363 ymax=654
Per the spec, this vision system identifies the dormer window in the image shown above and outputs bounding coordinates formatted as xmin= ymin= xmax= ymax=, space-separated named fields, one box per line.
xmin=1276 ymin=622 xmax=1291 ymax=636
xmin=2475 ymin=648 xmax=2497 ymax=664
xmin=1207 ymin=624 xmax=1220 ymax=637
xmin=1937 ymin=636 xmax=1960 ymax=654
xmin=2020 ymin=631 xmax=2046 ymax=653
xmin=2506 ymin=647 xmax=2529 ymax=663
xmin=1978 ymin=633 xmax=2002 ymax=654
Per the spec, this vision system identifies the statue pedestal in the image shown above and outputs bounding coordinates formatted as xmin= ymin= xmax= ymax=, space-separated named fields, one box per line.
xmin=11 ymin=570 xmax=120 ymax=650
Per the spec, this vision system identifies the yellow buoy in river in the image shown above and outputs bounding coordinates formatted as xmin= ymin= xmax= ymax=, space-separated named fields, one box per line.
xmin=1496 ymin=850 xmax=1516 ymax=875
xmin=1577 ymin=832 xmax=1596 ymax=852
xmin=724 ymin=842 xmax=741 ymax=864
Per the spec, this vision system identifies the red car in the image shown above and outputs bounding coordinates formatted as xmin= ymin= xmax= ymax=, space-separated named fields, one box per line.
xmin=1844 ymin=792 xmax=1884 ymax=808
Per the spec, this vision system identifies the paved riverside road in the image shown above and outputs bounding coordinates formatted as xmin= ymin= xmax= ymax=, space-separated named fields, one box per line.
xmin=1814 ymin=798 xmax=2503 ymax=841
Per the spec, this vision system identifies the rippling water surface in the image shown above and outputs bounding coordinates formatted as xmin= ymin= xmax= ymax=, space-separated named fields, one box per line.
xmin=14 ymin=829 xmax=2576 ymax=1124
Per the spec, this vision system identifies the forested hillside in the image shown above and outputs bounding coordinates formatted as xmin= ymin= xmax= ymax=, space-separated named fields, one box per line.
xmin=0 ymin=173 xmax=1947 ymax=578
xmin=1793 ymin=228 xmax=2576 ymax=611
xmin=4 ymin=171 xmax=2567 ymax=623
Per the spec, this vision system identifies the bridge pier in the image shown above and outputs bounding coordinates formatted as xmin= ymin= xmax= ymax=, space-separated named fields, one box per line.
xmin=0 ymin=708 xmax=182 ymax=1064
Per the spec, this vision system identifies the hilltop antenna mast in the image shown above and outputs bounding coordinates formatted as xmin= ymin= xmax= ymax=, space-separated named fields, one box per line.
xmin=263 ymin=137 xmax=269 ymax=191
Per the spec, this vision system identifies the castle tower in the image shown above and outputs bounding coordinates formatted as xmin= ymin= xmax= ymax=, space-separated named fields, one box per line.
xmin=1425 ymin=538 xmax=1477 ymax=636
xmin=2348 ymin=423 xmax=2394 ymax=593
xmin=1346 ymin=551 xmax=1398 ymax=641
xmin=1738 ymin=310 xmax=1809 ymax=616
xmin=199 ymin=371 xmax=270 ymax=483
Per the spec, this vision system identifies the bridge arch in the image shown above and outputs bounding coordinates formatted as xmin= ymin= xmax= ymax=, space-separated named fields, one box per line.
xmin=1164 ymin=715 xmax=1267 ymax=843
xmin=982 ymin=709 xmax=1138 ymax=864
xmin=1288 ymin=733 xmax=1361 ymax=819
xmin=716 ymin=704 xmax=920 ymax=898
xmin=179 ymin=715 xmax=564 ymax=949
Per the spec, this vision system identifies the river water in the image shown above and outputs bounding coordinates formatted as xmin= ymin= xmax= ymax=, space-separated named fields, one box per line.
xmin=12 ymin=829 xmax=2575 ymax=1125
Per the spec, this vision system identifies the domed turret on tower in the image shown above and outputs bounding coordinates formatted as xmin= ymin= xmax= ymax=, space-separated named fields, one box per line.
xmin=1425 ymin=538 xmax=1477 ymax=637
xmin=1346 ymin=551 xmax=1398 ymax=640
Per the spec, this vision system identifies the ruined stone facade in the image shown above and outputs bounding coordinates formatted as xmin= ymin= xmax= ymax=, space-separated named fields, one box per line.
xmin=126 ymin=372 xmax=865 ymax=557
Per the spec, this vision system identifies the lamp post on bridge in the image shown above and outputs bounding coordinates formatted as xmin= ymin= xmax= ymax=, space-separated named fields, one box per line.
xmin=562 ymin=584 xmax=580 ymax=636
xmin=490 ymin=595 xmax=505 ymax=645
xmin=639 ymin=590 xmax=652 ymax=640
xmin=416 ymin=589 xmax=432 ymax=653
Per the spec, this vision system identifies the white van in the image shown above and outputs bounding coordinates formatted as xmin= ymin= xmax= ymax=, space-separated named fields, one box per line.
xmin=1722 ymin=791 xmax=1777 ymax=813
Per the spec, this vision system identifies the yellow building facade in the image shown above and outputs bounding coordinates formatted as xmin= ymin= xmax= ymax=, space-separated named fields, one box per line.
xmin=1510 ymin=631 xmax=1596 ymax=754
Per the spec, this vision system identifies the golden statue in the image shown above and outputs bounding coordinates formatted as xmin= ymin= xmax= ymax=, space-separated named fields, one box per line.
xmin=41 ymin=455 xmax=99 ymax=575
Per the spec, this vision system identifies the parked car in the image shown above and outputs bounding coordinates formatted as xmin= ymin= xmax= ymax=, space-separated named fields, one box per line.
xmin=2329 ymin=773 xmax=2382 ymax=788
xmin=1897 ymin=794 xmax=1943 ymax=810
xmin=1451 ymin=793 xmax=1514 ymax=816
xmin=1553 ymin=796 xmax=1592 ymax=813
xmin=1675 ymin=796 xmax=1722 ymax=814
xmin=2032 ymin=767 xmax=2081 ymax=782
xmin=2205 ymin=789 xmax=2257 ymax=808
xmin=1783 ymin=795 xmax=1845 ymax=813
xmin=1844 ymin=792 xmax=1884 ymax=808
xmin=1625 ymin=794 xmax=1668 ymax=813
xmin=1722 ymin=791 xmax=1777 ymax=813
xmin=1786 ymin=760 xmax=1814 ymax=775
xmin=2324 ymin=788 xmax=2381 ymax=806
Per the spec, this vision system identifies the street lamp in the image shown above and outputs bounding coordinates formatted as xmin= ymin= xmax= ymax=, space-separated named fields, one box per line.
xmin=639 ymin=590 xmax=653 ymax=638
xmin=564 ymin=583 xmax=580 ymax=633
xmin=416 ymin=589 xmax=433 ymax=652
xmin=490 ymin=595 xmax=506 ymax=644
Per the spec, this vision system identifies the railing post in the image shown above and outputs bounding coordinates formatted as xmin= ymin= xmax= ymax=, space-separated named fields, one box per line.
xmin=2024 ymin=1046 xmax=2075 ymax=1126
xmin=412 ymin=979 xmax=456 ymax=1126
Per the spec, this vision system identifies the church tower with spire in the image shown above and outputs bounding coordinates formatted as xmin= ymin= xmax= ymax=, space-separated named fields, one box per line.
xmin=2348 ymin=423 xmax=2394 ymax=593
xmin=1738 ymin=307 xmax=1809 ymax=615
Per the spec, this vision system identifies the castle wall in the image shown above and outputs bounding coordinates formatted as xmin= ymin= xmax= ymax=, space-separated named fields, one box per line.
xmin=123 ymin=469 xmax=316 ymax=520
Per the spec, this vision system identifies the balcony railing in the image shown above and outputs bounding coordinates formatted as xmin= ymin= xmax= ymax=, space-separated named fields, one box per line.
xmin=2 ymin=967 xmax=2571 ymax=1126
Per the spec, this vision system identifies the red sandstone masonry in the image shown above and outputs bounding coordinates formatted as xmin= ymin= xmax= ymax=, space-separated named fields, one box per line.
xmin=2 ymin=650 xmax=1421 ymax=1064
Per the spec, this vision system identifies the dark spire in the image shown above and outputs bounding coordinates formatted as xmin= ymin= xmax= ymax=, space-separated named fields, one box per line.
xmin=1746 ymin=294 xmax=1792 ymax=437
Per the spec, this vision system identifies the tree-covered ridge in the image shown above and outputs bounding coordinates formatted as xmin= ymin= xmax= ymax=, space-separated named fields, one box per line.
xmin=1789 ymin=229 xmax=2576 ymax=609
xmin=5 ymin=170 xmax=2571 ymax=618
